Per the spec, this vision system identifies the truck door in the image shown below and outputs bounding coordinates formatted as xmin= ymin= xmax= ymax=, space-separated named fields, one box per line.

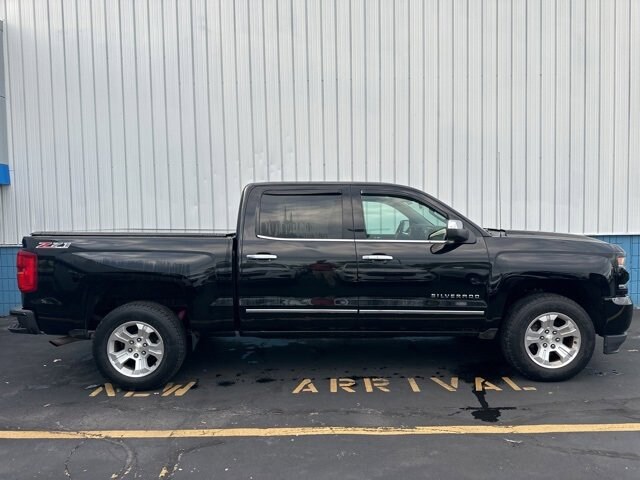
xmin=353 ymin=186 xmax=490 ymax=332
xmin=238 ymin=185 xmax=359 ymax=332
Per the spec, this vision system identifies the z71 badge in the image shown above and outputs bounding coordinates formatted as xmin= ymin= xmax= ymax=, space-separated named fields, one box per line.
xmin=36 ymin=241 xmax=71 ymax=249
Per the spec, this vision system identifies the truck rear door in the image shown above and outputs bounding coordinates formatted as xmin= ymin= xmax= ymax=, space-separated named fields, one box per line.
xmin=238 ymin=185 xmax=359 ymax=332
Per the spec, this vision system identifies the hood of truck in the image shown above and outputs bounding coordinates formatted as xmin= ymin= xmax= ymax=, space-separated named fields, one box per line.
xmin=485 ymin=229 xmax=625 ymax=256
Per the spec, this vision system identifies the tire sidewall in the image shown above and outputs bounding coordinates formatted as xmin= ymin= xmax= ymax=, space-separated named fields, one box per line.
xmin=93 ymin=304 xmax=186 ymax=390
xmin=501 ymin=296 xmax=595 ymax=381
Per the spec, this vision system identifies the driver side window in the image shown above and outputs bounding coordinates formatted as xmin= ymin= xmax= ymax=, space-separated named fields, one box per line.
xmin=361 ymin=195 xmax=447 ymax=240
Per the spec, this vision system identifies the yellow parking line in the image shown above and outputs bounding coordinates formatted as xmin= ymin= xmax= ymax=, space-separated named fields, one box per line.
xmin=1 ymin=423 xmax=640 ymax=440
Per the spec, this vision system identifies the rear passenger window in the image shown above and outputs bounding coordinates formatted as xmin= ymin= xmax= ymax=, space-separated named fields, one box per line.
xmin=258 ymin=194 xmax=344 ymax=239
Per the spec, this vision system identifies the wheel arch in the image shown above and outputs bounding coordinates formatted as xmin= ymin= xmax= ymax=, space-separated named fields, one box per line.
xmin=86 ymin=278 xmax=191 ymax=332
xmin=498 ymin=278 xmax=605 ymax=334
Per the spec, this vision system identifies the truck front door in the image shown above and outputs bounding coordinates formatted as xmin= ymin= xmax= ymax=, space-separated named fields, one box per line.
xmin=238 ymin=185 xmax=359 ymax=332
xmin=353 ymin=186 xmax=490 ymax=332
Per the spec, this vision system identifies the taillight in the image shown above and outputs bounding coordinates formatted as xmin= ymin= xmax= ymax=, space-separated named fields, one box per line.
xmin=17 ymin=250 xmax=38 ymax=293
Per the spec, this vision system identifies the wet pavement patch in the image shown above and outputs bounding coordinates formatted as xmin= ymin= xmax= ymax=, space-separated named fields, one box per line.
xmin=256 ymin=377 xmax=276 ymax=383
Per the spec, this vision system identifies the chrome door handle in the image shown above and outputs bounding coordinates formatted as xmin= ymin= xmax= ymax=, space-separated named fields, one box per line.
xmin=247 ymin=254 xmax=278 ymax=260
xmin=362 ymin=254 xmax=393 ymax=261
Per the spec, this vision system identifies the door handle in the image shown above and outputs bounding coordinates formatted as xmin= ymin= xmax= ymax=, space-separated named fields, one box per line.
xmin=247 ymin=253 xmax=278 ymax=260
xmin=362 ymin=254 xmax=393 ymax=261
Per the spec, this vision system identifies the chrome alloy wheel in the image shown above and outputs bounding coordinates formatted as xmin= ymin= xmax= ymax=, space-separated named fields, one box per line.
xmin=524 ymin=312 xmax=581 ymax=369
xmin=107 ymin=321 xmax=164 ymax=378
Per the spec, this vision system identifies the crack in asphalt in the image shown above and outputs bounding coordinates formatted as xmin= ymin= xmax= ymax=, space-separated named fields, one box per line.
xmin=64 ymin=440 xmax=85 ymax=478
xmin=158 ymin=440 xmax=226 ymax=478
xmin=63 ymin=436 xmax=136 ymax=479
xmin=531 ymin=440 xmax=640 ymax=463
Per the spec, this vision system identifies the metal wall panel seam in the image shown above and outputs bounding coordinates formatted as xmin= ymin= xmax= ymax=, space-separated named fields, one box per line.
xmin=207 ymin=0 xmax=226 ymax=229
xmin=74 ymin=0 xmax=89 ymax=230
xmin=245 ymin=0 xmax=258 ymax=186
xmin=351 ymin=0 xmax=366 ymax=183
xmin=556 ymin=0 xmax=571 ymax=233
xmin=276 ymin=0 xmax=284 ymax=180
xmin=103 ymin=0 xmax=117 ymax=231
xmin=203 ymin=0 xmax=215 ymax=229
xmin=43 ymin=0 xmax=60 ymax=232
xmin=612 ymin=0 xmax=630 ymax=233
xmin=116 ymin=0 xmax=131 ymax=229
xmin=174 ymin=0 xmax=186 ymax=229
xmin=524 ymin=0 xmax=528 ymax=229
xmin=144 ymin=0 xmax=159 ymax=229
xmin=509 ymin=0 xmax=513 ymax=228
xmin=625 ymin=0 xmax=632 ymax=233
xmin=217 ymin=0 xmax=230 ymax=227
xmin=629 ymin=0 xmax=640 ymax=233
xmin=553 ymin=0 xmax=557 ymax=232
xmin=178 ymin=0 xmax=199 ymax=229
xmin=232 ymin=0 xmax=246 ymax=194
xmin=465 ymin=0 xmax=469 ymax=215
xmin=332 ymin=0 xmax=341 ymax=182
xmin=599 ymin=0 xmax=615 ymax=233
xmin=192 ymin=0 xmax=212 ymax=229
xmin=582 ymin=0 xmax=587 ymax=233
xmin=348 ymin=0 xmax=353 ymax=181
xmin=289 ymin=0 xmax=300 ymax=180
xmin=304 ymin=0 xmax=313 ymax=181
xmin=363 ymin=0 xmax=369 ymax=181
xmin=569 ymin=0 xmax=587 ymax=233
xmin=16 ymin=1 xmax=34 ymax=238
xmin=537 ymin=0 xmax=542 ymax=231
xmin=568 ymin=0 xmax=573 ymax=232
xmin=29 ymin=0 xmax=47 ymax=232
xmin=593 ymin=0 xmax=601 ymax=232
xmin=88 ymin=0 xmax=102 ymax=230
xmin=282 ymin=0 xmax=295 ymax=181
xmin=134 ymin=0 xmax=153 ymax=230
xmin=479 ymin=0 xmax=484 ymax=227
xmin=377 ymin=0 xmax=381 ymax=182
xmin=610 ymin=0 xmax=617 ymax=233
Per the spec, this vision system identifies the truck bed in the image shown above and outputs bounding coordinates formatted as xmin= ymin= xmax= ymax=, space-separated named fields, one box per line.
xmin=21 ymin=231 xmax=236 ymax=335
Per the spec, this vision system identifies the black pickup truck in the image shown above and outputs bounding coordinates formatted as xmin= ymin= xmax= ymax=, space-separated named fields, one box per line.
xmin=10 ymin=182 xmax=633 ymax=389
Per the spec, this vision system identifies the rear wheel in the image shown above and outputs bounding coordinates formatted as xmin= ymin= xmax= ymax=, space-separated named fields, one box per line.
xmin=93 ymin=301 xmax=187 ymax=390
xmin=500 ymin=294 xmax=595 ymax=381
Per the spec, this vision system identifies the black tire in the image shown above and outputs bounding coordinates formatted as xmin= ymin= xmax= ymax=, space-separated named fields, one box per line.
xmin=92 ymin=301 xmax=187 ymax=390
xmin=500 ymin=293 xmax=595 ymax=381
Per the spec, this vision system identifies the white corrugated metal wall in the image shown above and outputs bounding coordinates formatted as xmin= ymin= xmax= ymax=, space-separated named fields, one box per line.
xmin=0 ymin=0 xmax=638 ymax=245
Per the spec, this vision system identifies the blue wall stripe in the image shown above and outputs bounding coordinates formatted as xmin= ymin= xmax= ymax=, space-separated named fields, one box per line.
xmin=0 ymin=245 xmax=19 ymax=315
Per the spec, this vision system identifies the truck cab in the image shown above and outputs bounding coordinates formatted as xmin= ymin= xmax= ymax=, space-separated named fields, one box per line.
xmin=237 ymin=183 xmax=490 ymax=334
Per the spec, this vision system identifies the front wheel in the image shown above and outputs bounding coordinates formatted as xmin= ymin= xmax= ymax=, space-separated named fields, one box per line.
xmin=92 ymin=301 xmax=187 ymax=390
xmin=500 ymin=294 xmax=595 ymax=381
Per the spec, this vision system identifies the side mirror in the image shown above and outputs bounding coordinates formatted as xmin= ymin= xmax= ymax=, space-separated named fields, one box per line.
xmin=445 ymin=219 xmax=469 ymax=243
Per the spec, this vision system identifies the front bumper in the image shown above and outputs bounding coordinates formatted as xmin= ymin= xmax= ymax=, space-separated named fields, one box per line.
xmin=8 ymin=308 xmax=40 ymax=335
xmin=602 ymin=295 xmax=634 ymax=354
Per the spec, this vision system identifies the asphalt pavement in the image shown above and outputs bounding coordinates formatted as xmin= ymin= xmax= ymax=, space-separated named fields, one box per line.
xmin=0 ymin=312 xmax=639 ymax=479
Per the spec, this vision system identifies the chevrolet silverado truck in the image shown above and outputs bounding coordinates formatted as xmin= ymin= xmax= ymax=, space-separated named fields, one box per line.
xmin=10 ymin=182 xmax=633 ymax=389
